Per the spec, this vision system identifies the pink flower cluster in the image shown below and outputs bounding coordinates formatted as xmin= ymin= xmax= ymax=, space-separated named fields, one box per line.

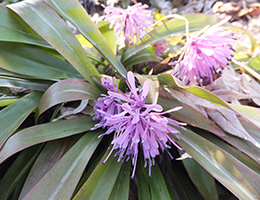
xmin=104 ymin=3 xmax=153 ymax=42
xmin=170 ymin=28 xmax=235 ymax=86
xmin=92 ymin=72 xmax=184 ymax=178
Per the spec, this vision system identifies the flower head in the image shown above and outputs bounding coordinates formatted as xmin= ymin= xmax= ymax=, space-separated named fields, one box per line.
xmin=104 ymin=3 xmax=153 ymax=43
xmin=93 ymin=72 xmax=184 ymax=178
xmin=170 ymin=28 xmax=235 ymax=86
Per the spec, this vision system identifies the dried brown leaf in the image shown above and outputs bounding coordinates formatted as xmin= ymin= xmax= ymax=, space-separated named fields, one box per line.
xmin=165 ymin=86 xmax=260 ymax=147
xmin=206 ymin=106 xmax=260 ymax=148
xmin=210 ymin=68 xmax=260 ymax=105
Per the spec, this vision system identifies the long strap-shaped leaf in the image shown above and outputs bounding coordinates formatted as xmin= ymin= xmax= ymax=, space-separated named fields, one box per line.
xmin=0 ymin=42 xmax=82 ymax=80
xmin=21 ymin=132 xmax=101 ymax=200
xmin=73 ymin=149 xmax=122 ymax=200
xmin=0 ymin=4 xmax=51 ymax=47
xmin=177 ymin=128 xmax=260 ymax=200
xmin=0 ymin=117 xmax=96 ymax=163
xmin=0 ymin=145 xmax=42 ymax=200
xmin=141 ymin=160 xmax=172 ymax=200
xmin=36 ymin=79 xmax=101 ymax=118
xmin=0 ymin=92 xmax=42 ymax=149
xmin=45 ymin=0 xmax=127 ymax=77
xmin=8 ymin=0 xmax=100 ymax=86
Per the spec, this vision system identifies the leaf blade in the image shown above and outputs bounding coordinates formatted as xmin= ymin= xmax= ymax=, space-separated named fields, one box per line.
xmin=0 ymin=117 xmax=96 ymax=163
xmin=0 ymin=92 xmax=42 ymax=149
xmin=36 ymin=79 xmax=101 ymax=117
xmin=8 ymin=0 xmax=100 ymax=86
xmin=177 ymin=128 xmax=260 ymax=200
xmin=22 ymin=132 xmax=101 ymax=200
xmin=45 ymin=0 xmax=127 ymax=77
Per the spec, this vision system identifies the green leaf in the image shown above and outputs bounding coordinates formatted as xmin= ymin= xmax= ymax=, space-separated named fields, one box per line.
xmin=123 ymin=46 xmax=159 ymax=69
xmin=36 ymin=79 xmax=101 ymax=118
xmin=248 ymin=55 xmax=260 ymax=74
xmin=0 ymin=97 xmax=19 ymax=107
xmin=9 ymin=0 xmax=100 ymax=86
xmin=182 ymin=158 xmax=218 ymax=200
xmin=141 ymin=159 xmax=172 ymax=200
xmin=177 ymin=128 xmax=260 ymax=200
xmin=97 ymin=21 xmax=117 ymax=55
xmin=21 ymin=132 xmax=101 ymax=200
xmin=160 ymin=156 xmax=201 ymax=200
xmin=122 ymin=14 xmax=219 ymax=63
xmin=19 ymin=137 xmax=80 ymax=199
xmin=0 ymin=117 xmax=96 ymax=163
xmin=158 ymin=74 xmax=230 ymax=108
xmin=0 ymin=92 xmax=42 ymax=149
xmin=108 ymin=161 xmax=131 ymax=200
xmin=0 ymin=42 xmax=83 ymax=80
xmin=135 ymin=162 xmax=151 ymax=200
xmin=197 ymin=129 xmax=260 ymax=175
xmin=0 ymin=75 xmax=52 ymax=92
xmin=0 ymin=145 xmax=42 ymax=200
xmin=45 ymin=0 xmax=127 ymax=77
xmin=73 ymin=149 xmax=122 ymax=200
xmin=0 ymin=4 xmax=51 ymax=47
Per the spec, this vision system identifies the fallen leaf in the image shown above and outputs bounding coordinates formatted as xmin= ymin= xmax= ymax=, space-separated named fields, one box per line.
xmin=165 ymin=86 xmax=260 ymax=147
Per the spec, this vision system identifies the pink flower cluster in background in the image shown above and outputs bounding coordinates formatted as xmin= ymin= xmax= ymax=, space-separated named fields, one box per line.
xmin=104 ymin=3 xmax=153 ymax=42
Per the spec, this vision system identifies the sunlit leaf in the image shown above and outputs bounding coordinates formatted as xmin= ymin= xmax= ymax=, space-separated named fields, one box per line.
xmin=0 ymin=97 xmax=19 ymax=107
xmin=9 ymin=0 xmax=100 ymax=86
xmin=97 ymin=21 xmax=117 ymax=55
xmin=158 ymin=74 xmax=230 ymax=108
xmin=232 ymin=104 xmax=260 ymax=129
xmin=248 ymin=55 xmax=260 ymax=74
xmin=45 ymin=0 xmax=127 ymax=77
xmin=76 ymin=34 xmax=93 ymax=48
xmin=197 ymin=129 xmax=260 ymax=174
xmin=177 ymin=128 xmax=260 ymax=200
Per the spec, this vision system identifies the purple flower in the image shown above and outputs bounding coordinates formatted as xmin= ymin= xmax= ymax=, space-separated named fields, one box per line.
xmin=169 ymin=28 xmax=235 ymax=86
xmin=93 ymin=72 xmax=185 ymax=178
xmin=92 ymin=76 xmax=121 ymax=128
xmin=104 ymin=3 xmax=153 ymax=43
